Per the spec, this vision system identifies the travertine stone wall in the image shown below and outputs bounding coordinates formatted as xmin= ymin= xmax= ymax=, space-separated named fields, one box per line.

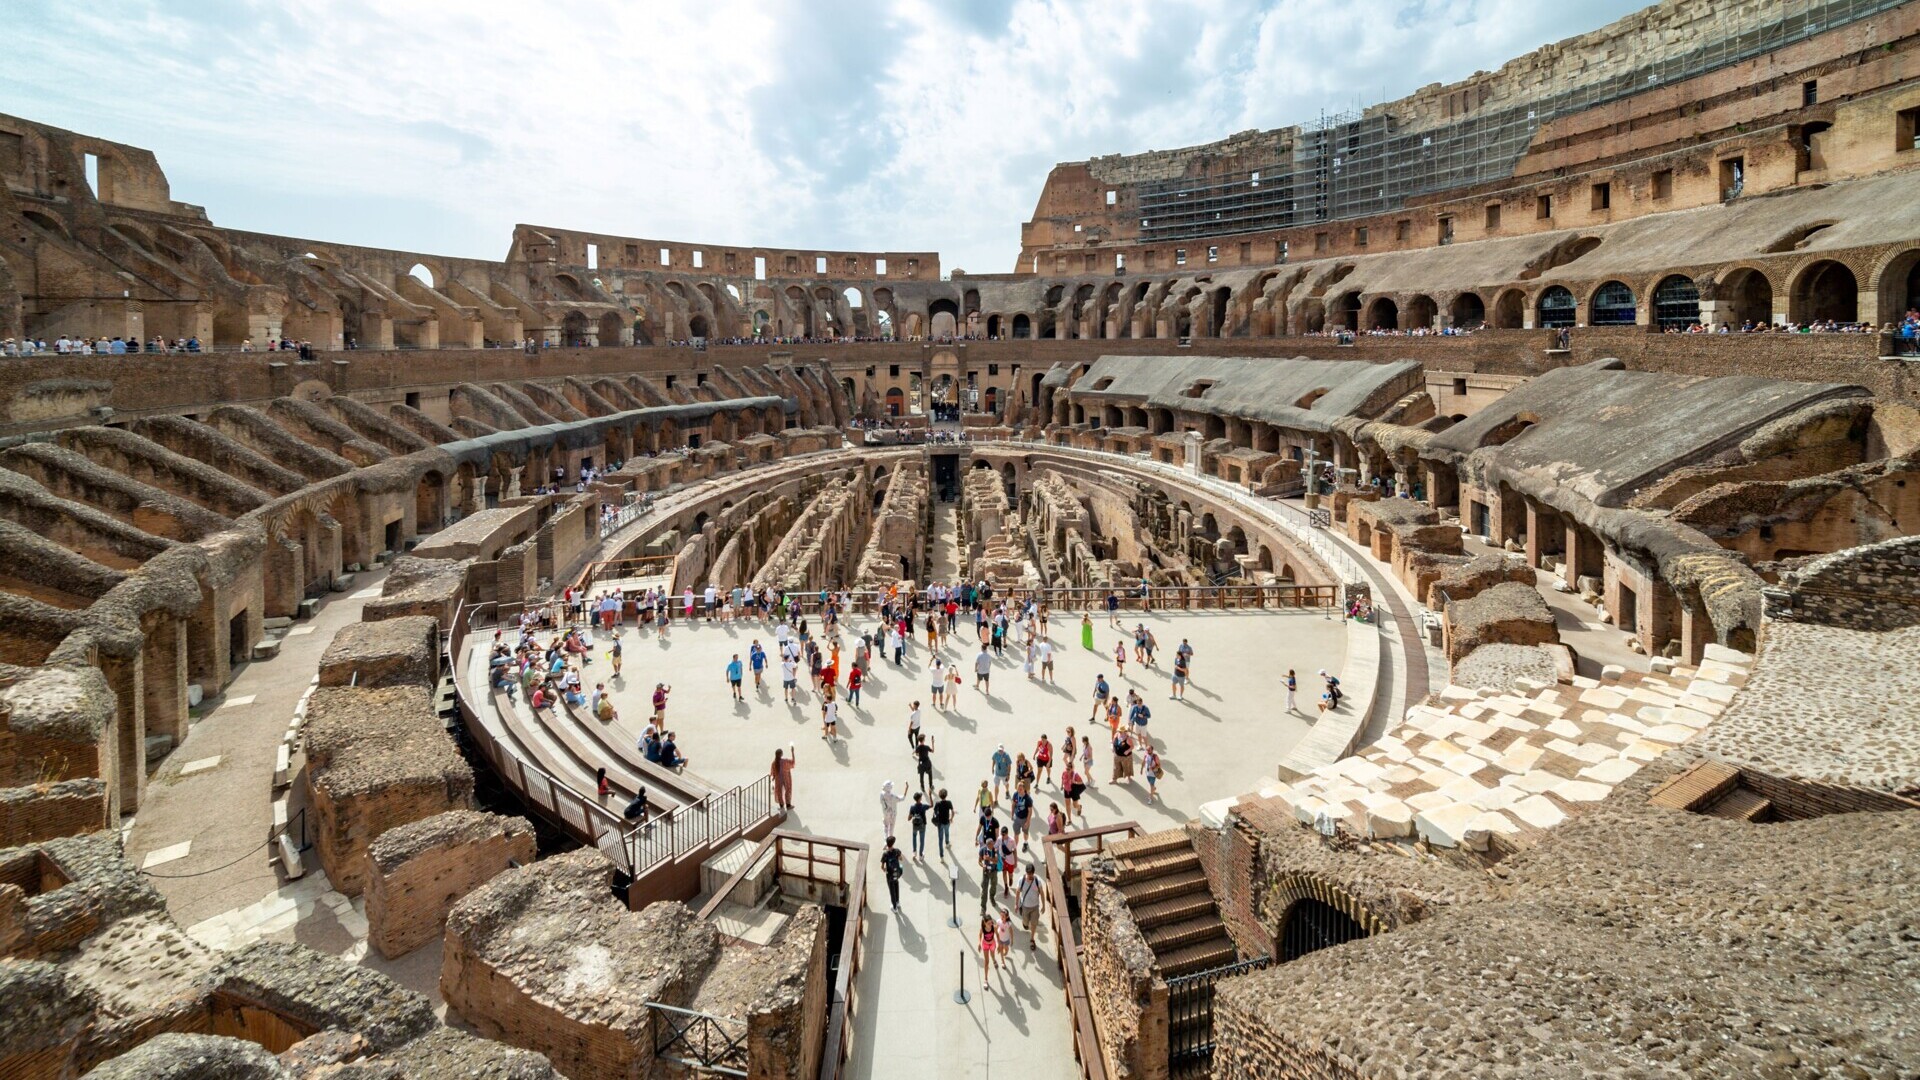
xmin=855 ymin=463 xmax=928 ymax=588
xmin=1442 ymin=581 xmax=1559 ymax=665
xmin=363 ymin=811 xmax=534 ymax=960
xmin=1770 ymin=535 xmax=1920 ymax=631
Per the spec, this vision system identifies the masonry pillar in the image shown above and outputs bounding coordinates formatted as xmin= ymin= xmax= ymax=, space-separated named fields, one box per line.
xmin=267 ymin=540 xmax=304 ymax=618
xmin=101 ymin=653 xmax=145 ymax=814
xmin=142 ymin=616 xmax=188 ymax=746
xmin=1679 ymin=603 xmax=1714 ymax=666
xmin=1565 ymin=523 xmax=1603 ymax=591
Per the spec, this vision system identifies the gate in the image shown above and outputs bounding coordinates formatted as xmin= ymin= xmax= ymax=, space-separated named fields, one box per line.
xmin=646 ymin=1001 xmax=748 ymax=1077
xmin=1166 ymin=955 xmax=1272 ymax=1078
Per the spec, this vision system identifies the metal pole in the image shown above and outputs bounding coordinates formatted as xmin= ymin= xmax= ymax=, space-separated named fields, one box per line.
xmin=954 ymin=949 xmax=971 ymax=1005
xmin=947 ymin=861 xmax=961 ymax=928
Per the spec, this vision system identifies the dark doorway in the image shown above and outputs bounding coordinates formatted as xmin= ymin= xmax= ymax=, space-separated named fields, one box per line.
xmin=384 ymin=520 xmax=401 ymax=553
xmin=228 ymin=612 xmax=249 ymax=668
xmin=1279 ymin=898 xmax=1368 ymax=962
xmin=931 ymin=453 xmax=959 ymax=502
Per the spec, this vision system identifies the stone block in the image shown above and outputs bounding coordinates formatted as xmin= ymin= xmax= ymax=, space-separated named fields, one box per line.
xmin=365 ymin=810 xmax=534 ymax=959
xmin=1413 ymin=802 xmax=1481 ymax=848
xmin=317 ymin=616 xmax=440 ymax=689
xmin=1600 ymin=664 xmax=1626 ymax=682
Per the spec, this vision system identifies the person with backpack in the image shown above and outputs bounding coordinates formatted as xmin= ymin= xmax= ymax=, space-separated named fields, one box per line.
xmin=1320 ymin=668 xmax=1342 ymax=710
xmin=908 ymin=792 xmax=929 ymax=860
xmin=1141 ymin=745 xmax=1163 ymax=802
xmin=880 ymin=836 xmax=904 ymax=913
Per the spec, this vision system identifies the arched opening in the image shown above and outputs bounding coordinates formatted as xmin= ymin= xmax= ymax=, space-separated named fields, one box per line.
xmin=1537 ymin=286 xmax=1577 ymax=329
xmin=1279 ymin=898 xmax=1369 ymax=962
xmin=688 ymin=314 xmax=711 ymax=338
xmin=562 ymin=310 xmax=591 ymax=346
xmin=884 ymin=387 xmax=905 ymax=417
xmin=1298 ymin=299 xmax=1326 ymax=334
xmin=415 ymin=470 xmax=445 ymax=533
xmin=1876 ymin=249 xmax=1920 ymax=324
xmin=929 ymin=298 xmax=960 ymax=339
xmin=598 ymin=311 xmax=625 ymax=345
xmin=1001 ymin=462 xmax=1017 ymax=501
xmin=1011 ymin=314 xmax=1031 ymax=339
xmin=1365 ymin=296 xmax=1399 ymax=331
xmin=984 ymin=386 xmax=999 ymax=414
xmin=1449 ymin=292 xmax=1485 ymax=329
xmin=1335 ymin=292 xmax=1362 ymax=332
xmin=407 ymin=263 xmax=434 ymax=289
xmin=986 ymin=314 xmax=1002 ymax=338
xmin=1492 ymin=289 xmax=1524 ymax=329
xmin=1792 ymin=260 xmax=1858 ymax=323
xmin=1404 ymin=295 xmax=1437 ymax=330
xmin=1652 ymin=275 xmax=1700 ymax=329
xmin=1589 ymin=281 xmax=1637 ymax=325
xmin=1209 ymin=287 xmax=1230 ymax=336
xmin=1720 ymin=268 xmax=1774 ymax=328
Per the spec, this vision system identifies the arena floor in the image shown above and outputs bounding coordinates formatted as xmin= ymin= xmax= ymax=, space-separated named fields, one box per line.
xmin=593 ymin=606 xmax=1349 ymax=1077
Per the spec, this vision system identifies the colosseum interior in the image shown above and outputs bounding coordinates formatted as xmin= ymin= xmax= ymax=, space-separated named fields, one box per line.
xmin=2 ymin=0 xmax=1918 ymax=1077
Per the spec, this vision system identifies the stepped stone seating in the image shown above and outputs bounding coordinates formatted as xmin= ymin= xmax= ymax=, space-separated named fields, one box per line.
xmin=1107 ymin=830 xmax=1237 ymax=978
xmin=1257 ymin=646 xmax=1754 ymax=852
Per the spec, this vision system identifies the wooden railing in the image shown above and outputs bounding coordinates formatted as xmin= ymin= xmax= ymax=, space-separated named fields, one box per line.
xmin=696 ymin=831 xmax=869 ymax=1080
xmin=772 ymin=582 xmax=1336 ymax=616
xmin=1043 ymin=821 xmax=1142 ymax=1080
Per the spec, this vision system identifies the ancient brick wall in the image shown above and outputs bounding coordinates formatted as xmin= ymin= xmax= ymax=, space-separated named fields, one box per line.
xmin=316 ymin=616 xmax=439 ymax=689
xmin=1184 ymin=819 xmax=1273 ymax=961
xmin=1772 ymin=534 xmax=1920 ymax=630
xmin=363 ymin=811 xmax=534 ymax=960
xmin=1210 ymin=990 xmax=1363 ymax=1080
xmin=0 ymin=780 xmax=107 ymax=849
xmin=1079 ymin=878 xmax=1168 ymax=1080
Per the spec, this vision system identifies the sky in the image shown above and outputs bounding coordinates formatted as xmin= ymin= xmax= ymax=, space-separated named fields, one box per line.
xmin=5 ymin=0 xmax=1649 ymax=275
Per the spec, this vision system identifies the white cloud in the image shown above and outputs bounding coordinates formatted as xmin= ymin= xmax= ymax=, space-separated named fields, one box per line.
xmin=2 ymin=0 xmax=1644 ymax=273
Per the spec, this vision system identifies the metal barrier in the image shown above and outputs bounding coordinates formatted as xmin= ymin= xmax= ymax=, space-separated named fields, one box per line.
xmin=1042 ymin=821 xmax=1142 ymax=1080
xmin=447 ymin=599 xmax=780 ymax=885
xmin=646 ymin=1001 xmax=749 ymax=1077
xmin=1166 ymin=955 xmax=1273 ymax=1078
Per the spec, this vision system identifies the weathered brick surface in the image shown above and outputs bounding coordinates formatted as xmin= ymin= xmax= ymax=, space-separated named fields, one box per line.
xmin=1078 ymin=874 xmax=1167 ymax=1080
xmin=363 ymin=811 xmax=534 ymax=960
xmin=315 ymin=616 xmax=438 ymax=689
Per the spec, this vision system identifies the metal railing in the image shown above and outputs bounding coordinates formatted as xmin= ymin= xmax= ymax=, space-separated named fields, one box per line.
xmin=646 ymin=1001 xmax=749 ymax=1077
xmin=1042 ymin=821 xmax=1142 ymax=1080
xmin=446 ymin=599 xmax=781 ymax=884
xmin=768 ymin=582 xmax=1336 ymax=616
xmin=1167 ymin=955 xmax=1273 ymax=1078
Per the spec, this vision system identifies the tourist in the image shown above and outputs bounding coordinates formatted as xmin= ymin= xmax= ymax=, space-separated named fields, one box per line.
xmin=1045 ymin=802 xmax=1065 ymax=838
xmin=978 ymin=838 xmax=1000 ymax=913
xmin=1130 ymin=699 xmax=1151 ymax=746
xmin=1111 ymin=729 xmax=1134 ymax=781
xmin=1089 ymin=673 xmax=1109 ymax=722
xmin=974 ymin=779 xmax=994 ymax=818
xmin=999 ymin=825 xmax=1018 ymax=892
xmin=770 ymin=747 xmax=794 ymax=810
xmin=1038 ymin=637 xmax=1055 ymax=682
xmin=1016 ymin=864 xmax=1046 ymax=951
xmin=929 ymin=657 xmax=946 ymax=708
xmin=1285 ymin=669 xmax=1298 ymax=713
xmin=880 ymin=836 xmax=903 ymax=913
xmin=1104 ymin=695 xmax=1122 ymax=735
xmin=1080 ymin=736 xmax=1095 ymax=788
xmin=1141 ymin=745 xmax=1162 ymax=801
xmin=1320 ymin=668 xmax=1342 ymax=710
xmin=780 ymin=654 xmax=799 ymax=704
xmin=1061 ymin=762 xmax=1085 ymax=820
xmin=595 ymin=766 xmax=610 ymax=800
xmin=1105 ymin=590 xmax=1121 ymax=627
xmin=623 ymin=787 xmax=649 ymax=824
xmin=1034 ymin=733 xmax=1054 ymax=786
xmin=1113 ymin=638 xmax=1127 ymax=678
xmin=914 ymin=735 xmax=936 ymax=793
xmin=1177 ymin=639 xmax=1194 ymax=682
xmin=846 ymin=662 xmax=863 ymax=706
xmin=906 ymin=700 xmax=924 ymax=750
xmin=821 ymin=695 xmax=839 ymax=740
xmin=880 ymin=780 xmax=904 ymax=839
xmin=659 ymin=732 xmax=686 ymax=770
xmin=931 ymin=787 xmax=954 ymax=859
xmin=1080 ymin=612 xmax=1095 ymax=651
xmin=908 ymin=792 xmax=928 ymax=860
xmin=979 ymin=914 xmax=1000 ymax=978
xmin=1014 ymin=751 xmax=1034 ymax=792
xmin=1011 ymin=781 xmax=1034 ymax=849
xmin=652 ymin=682 xmax=671 ymax=722
xmin=609 ymin=635 xmax=623 ymax=677
xmin=1170 ymin=650 xmax=1189 ymax=701
xmin=749 ymin=640 xmax=767 ymax=689
xmin=991 ymin=744 xmax=1012 ymax=801
xmin=725 ymin=654 xmax=744 ymax=701
xmin=974 ymin=645 xmax=992 ymax=693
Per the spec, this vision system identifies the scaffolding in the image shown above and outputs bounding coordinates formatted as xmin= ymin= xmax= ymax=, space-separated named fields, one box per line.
xmin=1134 ymin=0 xmax=1908 ymax=243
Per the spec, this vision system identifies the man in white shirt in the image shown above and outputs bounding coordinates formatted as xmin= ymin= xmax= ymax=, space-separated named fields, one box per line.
xmin=780 ymin=657 xmax=800 ymax=704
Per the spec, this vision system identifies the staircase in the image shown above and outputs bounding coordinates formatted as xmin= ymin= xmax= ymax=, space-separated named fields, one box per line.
xmin=1108 ymin=830 xmax=1236 ymax=978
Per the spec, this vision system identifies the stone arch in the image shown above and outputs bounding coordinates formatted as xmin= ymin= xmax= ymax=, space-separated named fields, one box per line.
xmin=1449 ymin=292 xmax=1485 ymax=328
xmin=929 ymin=298 xmax=960 ymax=339
xmin=415 ymin=469 xmax=446 ymax=533
xmin=1713 ymin=266 xmax=1775 ymax=328
xmin=1870 ymin=247 xmax=1920 ymax=324
xmin=1011 ymin=313 xmax=1031 ymax=339
xmin=1266 ymin=871 xmax=1389 ymax=962
xmin=1404 ymin=294 xmax=1437 ymax=330
xmin=1537 ymin=286 xmax=1577 ymax=328
xmin=1334 ymin=291 xmax=1362 ymax=332
xmin=562 ymin=310 xmax=591 ymax=346
xmin=1789 ymin=259 xmax=1858 ymax=323
xmin=1587 ymin=280 xmax=1637 ymax=325
xmin=1652 ymin=274 xmax=1701 ymax=329
xmin=1491 ymin=288 xmax=1525 ymax=329
xmin=1364 ymin=296 xmax=1399 ymax=331
xmin=1297 ymin=298 xmax=1327 ymax=334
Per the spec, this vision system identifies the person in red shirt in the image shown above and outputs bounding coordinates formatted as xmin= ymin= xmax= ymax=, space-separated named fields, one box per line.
xmin=847 ymin=664 xmax=864 ymax=706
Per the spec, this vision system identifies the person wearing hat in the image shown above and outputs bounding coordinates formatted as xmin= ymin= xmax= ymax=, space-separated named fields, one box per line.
xmin=990 ymin=743 xmax=1013 ymax=802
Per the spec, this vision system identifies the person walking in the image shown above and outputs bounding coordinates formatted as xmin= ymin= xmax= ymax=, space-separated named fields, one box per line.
xmin=974 ymin=645 xmax=993 ymax=693
xmin=1105 ymin=590 xmax=1121 ymax=628
xmin=880 ymin=780 xmax=904 ymax=838
xmin=974 ymin=779 xmax=995 ymax=817
xmin=781 ymin=655 xmax=799 ymax=704
xmin=908 ymin=792 xmax=928 ymax=860
xmin=1011 ymin=782 xmax=1034 ymax=850
xmin=1141 ymin=745 xmax=1162 ymax=802
xmin=906 ymin=701 xmax=923 ymax=750
xmin=1080 ymin=613 xmax=1095 ymax=652
xmin=1038 ymin=637 xmax=1055 ymax=682
xmin=1061 ymin=763 xmax=1084 ymax=820
xmin=991 ymin=744 xmax=1012 ymax=802
xmin=821 ymin=696 xmax=840 ymax=740
xmin=725 ymin=655 xmax=744 ymax=702
xmin=846 ymin=663 xmax=863 ymax=707
xmin=914 ymin=734 xmax=937 ymax=792
xmin=1285 ymin=669 xmax=1298 ymax=714
xmin=1170 ymin=651 xmax=1189 ymax=701
xmin=880 ymin=836 xmax=903 ymax=913
xmin=609 ymin=635 xmax=623 ymax=677
xmin=931 ymin=788 xmax=954 ymax=859
xmin=978 ymin=836 xmax=1000 ymax=913
xmin=1176 ymin=639 xmax=1194 ymax=683
xmin=1080 ymin=735 xmax=1095 ymax=789
xmin=1111 ymin=729 xmax=1134 ymax=782
xmin=1113 ymin=638 xmax=1127 ymax=678
xmin=996 ymin=905 xmax=1014 ymax=967
xmin=770 ymin=747 xmax=794 ymax=810
xmin=1034 ymin=734 xmax=1054 ymax=786
xmin=979 ymin=914 xmax=1000 ymax=980
xmin=749 ymin=641 xmax=767 ymax=690
xmin=1089 ymin=673 xmax=1109 ymax=722
xmin=1016 ymin=864 xmax=1046 ymax=952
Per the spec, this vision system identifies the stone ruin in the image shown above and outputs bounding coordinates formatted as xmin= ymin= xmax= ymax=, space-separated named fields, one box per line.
xmin=958 ymin=467 xmax=1035 ymax=589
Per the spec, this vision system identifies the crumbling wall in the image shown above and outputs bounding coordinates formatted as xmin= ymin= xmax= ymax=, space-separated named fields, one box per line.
xmin=364 ymin=810 xmax=534 ymax=960
xmin=1078 ymin=874 xmax=1167 ymax=1080
xmin=301 ymin=686 xmax=474 ymax=897
xmin=315 ymin=615 xmax=438 ymax=689
xmin=1442 ymin=581 xmax=1558 ymax=666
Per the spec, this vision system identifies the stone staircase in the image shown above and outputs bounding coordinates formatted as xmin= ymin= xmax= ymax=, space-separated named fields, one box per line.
xmin=1108 ymin=830 xmax=1237 ymax=978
